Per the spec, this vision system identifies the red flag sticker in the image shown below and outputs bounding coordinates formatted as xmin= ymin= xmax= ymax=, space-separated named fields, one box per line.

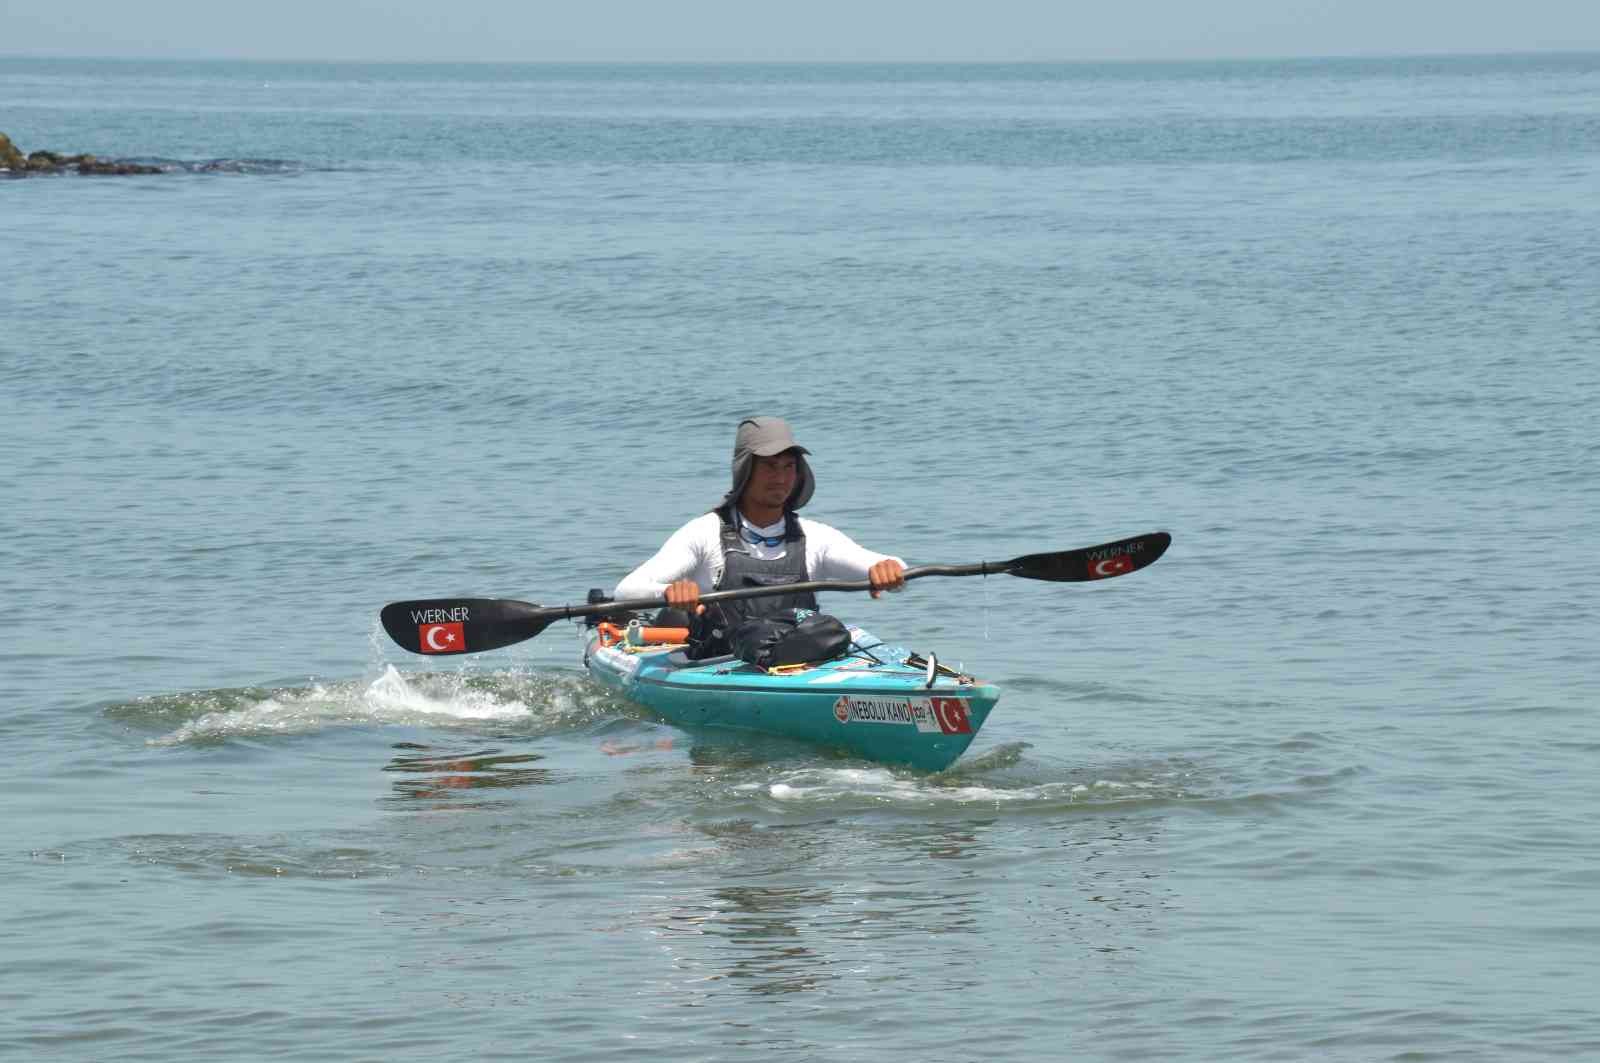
xmin=1087 ymin=554 xmax=1134 ymax=579
xmin=931 ymin=697 xmax=973 ymax=735
xmin=419 ymin=622 xmax=466 ymax=654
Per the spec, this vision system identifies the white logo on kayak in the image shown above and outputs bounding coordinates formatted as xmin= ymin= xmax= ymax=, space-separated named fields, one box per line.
xmin=832 ymin=695 xmax=943 ymax=734
xmin=596 ymin=645 xmax=642 ymax=675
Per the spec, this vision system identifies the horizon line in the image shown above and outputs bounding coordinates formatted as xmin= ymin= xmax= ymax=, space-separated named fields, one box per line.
xmin=3 ymin=47 xmax=1598 ymax=67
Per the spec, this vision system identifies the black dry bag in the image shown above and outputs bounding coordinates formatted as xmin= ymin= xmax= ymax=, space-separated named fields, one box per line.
xmin=730 ymin=609 xmax=851 ymax=669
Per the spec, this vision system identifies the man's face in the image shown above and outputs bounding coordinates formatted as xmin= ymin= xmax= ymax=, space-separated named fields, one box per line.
xmin=742 ymin=452 xmax=799 ymax=511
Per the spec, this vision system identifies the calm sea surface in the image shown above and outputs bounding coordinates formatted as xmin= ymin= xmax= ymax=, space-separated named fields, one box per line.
xmin=3 ymin=54 xmax=1598 ymax=1061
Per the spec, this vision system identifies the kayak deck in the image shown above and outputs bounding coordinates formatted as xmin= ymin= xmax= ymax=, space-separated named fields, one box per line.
xmin=583 ymin=626 xmax=999 ymax=772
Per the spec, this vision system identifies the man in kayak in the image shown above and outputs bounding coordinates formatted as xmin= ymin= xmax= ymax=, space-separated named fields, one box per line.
xmin=613 ymin=416 xmax=905 ymax=651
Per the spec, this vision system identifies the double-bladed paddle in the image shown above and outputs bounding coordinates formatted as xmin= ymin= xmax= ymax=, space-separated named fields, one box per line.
xmin=380 ymin=530 xmax=1171 ymax=656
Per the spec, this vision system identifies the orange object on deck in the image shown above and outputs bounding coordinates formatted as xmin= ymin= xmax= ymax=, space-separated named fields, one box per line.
xmin=637 ymin=627 xmax=691 ymax=643
xmin=596 ymin=622 xmax=691 ymax=648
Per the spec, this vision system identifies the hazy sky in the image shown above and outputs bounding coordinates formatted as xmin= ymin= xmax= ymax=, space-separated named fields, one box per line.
xmin=4 ymin=0 xmax=1599 ymax=62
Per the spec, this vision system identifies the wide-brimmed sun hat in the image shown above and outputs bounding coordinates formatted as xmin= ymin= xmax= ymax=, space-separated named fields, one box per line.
xmin=719 ymin=416 xmax=815 ymax=511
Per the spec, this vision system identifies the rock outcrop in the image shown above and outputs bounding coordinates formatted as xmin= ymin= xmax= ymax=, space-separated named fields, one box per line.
xmin=1 ymin=132 xmax=163 ymax=176
xmin=0 ymin=133 xmax=25 ymax=171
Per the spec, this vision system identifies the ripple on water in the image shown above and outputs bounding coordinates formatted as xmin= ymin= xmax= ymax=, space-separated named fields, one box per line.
xmin=714 ymin=747 xmax=1211 ymax=815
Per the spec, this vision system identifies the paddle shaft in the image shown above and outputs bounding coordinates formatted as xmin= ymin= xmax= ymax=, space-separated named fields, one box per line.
xmin=557 ymin=562 xmax=1002 ymax=623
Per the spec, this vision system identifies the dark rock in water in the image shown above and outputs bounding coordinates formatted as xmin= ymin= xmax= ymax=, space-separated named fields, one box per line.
xmin=0 ymin=133 xmax=25 ymax=171
xmin=1 ymin=131 xmax=164 ymax=176
xmin=33 ymin=151 xmax=98 ymax=170
xmin=78 ymin=158 xmax=163 ymax=176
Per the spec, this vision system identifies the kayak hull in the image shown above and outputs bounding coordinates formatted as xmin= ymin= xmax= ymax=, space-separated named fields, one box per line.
xmin=583 ymin=628 xmax=999 ymax=772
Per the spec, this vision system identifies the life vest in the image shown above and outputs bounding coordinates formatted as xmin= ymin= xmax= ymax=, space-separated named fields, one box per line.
xmin=710 ymin=505 xmax=818 ymax=627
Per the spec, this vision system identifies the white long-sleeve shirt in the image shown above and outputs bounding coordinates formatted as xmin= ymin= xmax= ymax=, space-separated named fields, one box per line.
xmin=613 ymin=512 xmax=902 ymax=600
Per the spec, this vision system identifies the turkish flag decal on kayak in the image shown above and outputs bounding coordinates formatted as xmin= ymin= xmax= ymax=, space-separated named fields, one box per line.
xmin=419 ymin=622 xmax=466 ymax=654
xmin=833 ymin=695 xmax=974 ymax=735
xmin=931 ymin=697 xmax=973 ymax=735
xmin=1087 ymin=554 xmax=1134 ymax=579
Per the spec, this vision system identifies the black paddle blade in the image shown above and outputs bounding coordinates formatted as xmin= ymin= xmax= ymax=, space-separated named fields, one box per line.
xmin=379 ymin=598 xmax=555 ymax=656
xmin=1006 ymin=531 xmax=1171 ymax=582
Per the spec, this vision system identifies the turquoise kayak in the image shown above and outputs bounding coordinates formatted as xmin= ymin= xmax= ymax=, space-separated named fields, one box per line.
xmin=583 ymin=624 xmax=999 ymax=772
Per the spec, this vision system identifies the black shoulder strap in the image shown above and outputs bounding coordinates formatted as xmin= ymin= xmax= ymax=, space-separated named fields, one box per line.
xmin=713 ymin=505 xmax=739 ymax=547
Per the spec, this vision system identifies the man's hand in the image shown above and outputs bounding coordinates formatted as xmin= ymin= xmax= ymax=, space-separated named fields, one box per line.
xmin=664 ymin=579 xmax=702 ymax=611
xmin=868 ymin=559 xmax=906 ymax=599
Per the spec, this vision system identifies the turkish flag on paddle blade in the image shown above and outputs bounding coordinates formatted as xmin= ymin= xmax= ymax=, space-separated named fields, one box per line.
xmin=1086 ymin=554 xmax=1134 ymax=579
xmin=418 ymin=622 xmax=466 ymax=654
xmin=931 ymin=697 xmax=972 ymax=735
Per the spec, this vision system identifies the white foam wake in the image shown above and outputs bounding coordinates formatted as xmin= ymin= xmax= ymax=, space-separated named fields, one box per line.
xmin=150 ymin=666 xmax=534 ymax=745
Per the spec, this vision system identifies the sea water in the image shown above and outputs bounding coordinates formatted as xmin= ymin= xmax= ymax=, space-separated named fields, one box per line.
xmin=3 ymin=54 xmax=1598 ymax=1060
